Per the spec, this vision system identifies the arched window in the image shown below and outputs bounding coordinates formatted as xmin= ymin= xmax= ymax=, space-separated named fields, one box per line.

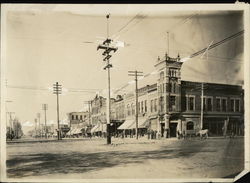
xmin=131 ymin=103 xmax=135 ymax=115
xmin=173 ymin=82 xmax=176 ymax=93
xmin=160 ymin=71 xmax=164 ymax=80
xmin=187 ymin=121 xmax=194 ymax=130
xmin=127 ymin=104 xmax=130 ymax=116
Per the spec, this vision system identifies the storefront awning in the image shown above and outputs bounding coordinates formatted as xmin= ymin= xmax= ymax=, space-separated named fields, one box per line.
xmin=117 ymin=119 xmax=134 ymax=130
xmin=74 ymin=128 xmax=82 ymax=134
xmin=91 ymin=125 xmax=99 ymax=133
xmin=128 ymin=118 xmax=149 ymax=129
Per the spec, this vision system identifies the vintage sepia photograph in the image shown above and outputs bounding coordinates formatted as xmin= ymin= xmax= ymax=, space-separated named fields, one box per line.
xmin=0 ymin=3 xmax=249 ymax=182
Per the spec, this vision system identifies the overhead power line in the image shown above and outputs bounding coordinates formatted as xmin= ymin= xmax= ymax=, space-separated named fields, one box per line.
xmin=190 ymin=30 xmax=244 ymax=58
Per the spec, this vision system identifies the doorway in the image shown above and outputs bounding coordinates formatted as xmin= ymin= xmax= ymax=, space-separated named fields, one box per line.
xmin=170 ymin=123 xmax=177 ymax=137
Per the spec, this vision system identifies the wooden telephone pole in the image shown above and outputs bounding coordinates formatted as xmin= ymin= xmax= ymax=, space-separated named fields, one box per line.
xmin=97 ymin=14 xmax=118 ymax=144
xmin=84 ymin=101 xmax=92 ymax=125
xmin=200 ymin=83 xmax=204 ymax=130
xmin=128 ymin=70 xmax=143 ymax=139
xmin=37 ymin=113 xmax=41 ymax=137
xmin=42 ymin=104 xmax=48 ymax=138
xmin=53 ymin=82 xmax=62 ymax=140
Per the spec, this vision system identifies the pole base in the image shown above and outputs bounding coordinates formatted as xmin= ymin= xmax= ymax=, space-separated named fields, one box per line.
xmin=107 ymin=124 xmax=111 ymax=144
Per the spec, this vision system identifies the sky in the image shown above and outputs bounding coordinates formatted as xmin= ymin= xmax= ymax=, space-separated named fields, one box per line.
xmin=1 ymin=4 xmax=244 ymax=134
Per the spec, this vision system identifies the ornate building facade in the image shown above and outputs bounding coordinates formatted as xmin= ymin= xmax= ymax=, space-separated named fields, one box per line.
xmin=88 ymin=54 xmax=244 ymax=138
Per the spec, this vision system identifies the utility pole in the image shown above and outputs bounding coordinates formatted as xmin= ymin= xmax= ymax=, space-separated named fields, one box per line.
xmin=200 ymin=83 xmax=204 ymax=130
xmin=128 ymin=70 xmax=143 ymax=140
xmin=42 ymin=104 xmax=48 ymax=138
xmin=37 ymin=113 xmax=41 ymax=137
xmin=167 ymin=32 xmax=170 ymax=56
xmin=34 ymin=118 xmax=37 ymax=137
xmin=97 ymin=14 xmax=118 ymax=145
xmin=53 ymin=82 xmax=62 ymax=140
xmin=84 ymin=101 xmax=92 ymax=125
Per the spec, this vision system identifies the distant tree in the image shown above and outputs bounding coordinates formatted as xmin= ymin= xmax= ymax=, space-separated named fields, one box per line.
xmin=6 ymin=127 xmax=14 ymax=140
xmin=12 ymin=118 xmax=24 ymax=139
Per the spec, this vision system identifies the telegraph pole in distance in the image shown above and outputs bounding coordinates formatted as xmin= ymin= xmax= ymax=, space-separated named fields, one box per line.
xmin=37 ymin=113 xmax=41 ymax=137
xmin=34 ymin=118 xmax=37 ymax=138
xmin=97 ymin=14 xmax=118 ymax=145
xmin=53 ymin=82 xmax=62 ymax=140
xmin=200 ymin=83 xmax=204 ymax=130
xmin=128 ymin=70 xmax=143 ymax=140
xmin=84 ymin=101 xmax=92 ymax=125
xmin=42 ymin=104 xmax=48 ymax=138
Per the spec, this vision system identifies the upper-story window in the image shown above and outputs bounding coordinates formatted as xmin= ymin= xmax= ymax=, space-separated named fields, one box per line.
xmin=72 ymin=115 xmax=74 ymax=120
xmin=138 ymin=102 xmax=140 ymax=114
xmin=76 ymin=115 xmax=79 ymax=120
xmin=235 ymin=99 xmax=240 ymax=112
xmin=170 ymin=96 xmax=176 ymax=111
xmin=230 ymin=99 xmax=234 ymax=112
xmin=173 ymin=82 xmax=176 ymax=93
xmin=154 ymin=99 xmax=158 ymax=112
xmin=203 ymin=96 xmax=213 ymax=111
xmin=127 ymin=104 xmax=130 ymax=116
xmin=216 ymin=98 xmax=221 ymax=111
xmin=169 ymin=83 xmax=172 ymax=93
xmin=131 ymin=103 xmax=135 ymax=115
xmin=145 ymin=100 xmax=147 ymax=113
xmin=159 ymin=96 xmax=164 ymax=112
xmin=189 ymin=97 xmax=194 ymax=111
xmin=207 ymin=97 xmax=212 ymax=111
xmin=222 ymin=98 xmax=227 ymax=112
xmin=216 ymin=97 xmax=227 ymax=112
xmin=80 ymin=115 xmax=83 ymax=120
xmin=141 ymin=101 xmax=144 ymax=113
xmin=150 ymin=100 xmax=153 ymax=113
xmin=186 ymin=95 xmax=195 ymax=111
xmin=230 ymin=98 xmax=240 ymax=112
xmin=169 ymin=69 xmax=178 ymax=77
xmin=160 ymin=71 xmax=164 ymax=80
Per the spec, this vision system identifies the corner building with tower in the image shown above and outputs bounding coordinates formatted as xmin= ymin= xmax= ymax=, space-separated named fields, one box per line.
xmin=89 ymin=54 xmax=244 ymax=138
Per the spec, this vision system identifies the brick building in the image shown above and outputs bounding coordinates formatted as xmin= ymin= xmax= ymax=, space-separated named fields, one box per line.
xmin=89 ymin=54 xmax=244 ymax=138
xmin=67 ymin=111 xmax=90 ymax=136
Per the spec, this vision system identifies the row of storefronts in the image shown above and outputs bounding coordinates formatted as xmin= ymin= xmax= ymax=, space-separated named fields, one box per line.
xmin=67 ymin=54 xmax=244 ymax=139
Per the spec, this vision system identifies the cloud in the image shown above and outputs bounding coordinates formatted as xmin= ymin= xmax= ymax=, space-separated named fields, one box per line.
xmin=22 ymin=121 xmax=34 ymax=127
